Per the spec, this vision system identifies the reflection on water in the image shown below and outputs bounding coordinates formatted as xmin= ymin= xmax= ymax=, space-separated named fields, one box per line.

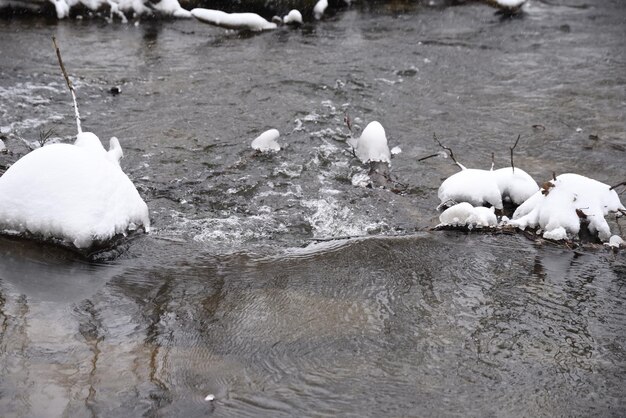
xmin=1 ymin=0 xmax=626 ymax=416
xmin=1 ymin=234 xmax=625 ymax=416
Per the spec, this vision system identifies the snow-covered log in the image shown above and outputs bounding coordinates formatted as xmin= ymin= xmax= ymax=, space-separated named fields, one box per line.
xmin=191 ymin=8 xmax=277 ymax=31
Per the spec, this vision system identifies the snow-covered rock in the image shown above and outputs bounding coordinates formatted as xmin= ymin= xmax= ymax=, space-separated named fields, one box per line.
xmin=438 ymin=166 xmax=538 ymax=210
xmin=191 ymin=8 xmax=277 ymax=31
xmin=0 ymin=131 xmax=150 ymax=249
xmin=607 ymin=235 xmax=624 ymax=249
xmin=313 ymin=0 xmax=327 ymax=20
xmin=251 ymin=129 xmax=281 ymax=152
xmin=491 ymin=167 xmax=539 ymax=205
xmin=44 ymin=0 xmax=190 ymax=19
xmin=351 ymin=121 xmax=391 ymax=164
xmin=438 ymin=168 xmax=503 ymax=210
xmin=283 ymin=9 xmax=302 ymax=25
xmin=439 ymin=202 xmax=497 ymax=227
xmin=508 ymin=173 xmax=625 ymax=242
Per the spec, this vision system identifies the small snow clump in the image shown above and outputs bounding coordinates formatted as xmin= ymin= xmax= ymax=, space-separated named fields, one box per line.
xmin=0 ymin=131 xmax=150 ymax=248
xmin=251 ymin=129 xmax=281 ymax=152
xmin=313 ymin=0 xmax=328 ymax=20
xmin=283 ymin=9 xmax=303 ymax=25
xmin=191 ymin=8 xmax=277 ymax=31
xmin=607 ymin=235 xmax=624 ymax=249
xmin=508 ymin=173 xmax=625 ymax=242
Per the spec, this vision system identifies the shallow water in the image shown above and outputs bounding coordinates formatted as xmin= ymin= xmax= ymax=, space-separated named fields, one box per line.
xmin=1 ymin=1 xmax=625 ymax=416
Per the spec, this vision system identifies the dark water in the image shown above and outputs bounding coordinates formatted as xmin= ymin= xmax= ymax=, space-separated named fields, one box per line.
xmin=1 ymin=1 xmax=625 ymax=416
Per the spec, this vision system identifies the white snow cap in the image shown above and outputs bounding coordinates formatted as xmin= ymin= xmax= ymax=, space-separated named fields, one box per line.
xmin=0 ymin=132 xmax=150 ymax=248
xmin=495 ymin=0 xmax=527 ymax=8
xmin=438 ymin=166 xmax=538 ymax=210
xmin=47 ymin=0 xmax=191 ymax=19
xmin=313 ymin=0 xmax=328 ymax=20
xmin=251 ymin=129 xmax=281 ymax=152
xmin=438 ymin=168 xmax=504 ymax=210
xmin=191 ymin=8 xmax=277 ymax=31
xmin=608 ymin=235 xmax=624 ymax=248
xmin=439 ymin=202 xmax=497 ymax=227
xmin=353 ymin=121 xmax=391 ymax=164
xmin=283 ymin=9 xmax=303 ymax=25
xmin=508 ymin=173 xmax=625 ymax=242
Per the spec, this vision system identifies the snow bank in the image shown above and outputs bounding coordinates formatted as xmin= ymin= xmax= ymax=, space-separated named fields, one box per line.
xmin=251 ymin=129 xmax=281 ymax=152
xmin=438 ymin=166 xmax=538 ymax=210
xmin=352 ymin=121 xmax=391 ymax=164
xmin=0 ymin=132 xmax=150 ymax=249
xmin=508 ymin=173 xmax=625 ymax=242
xmin=45 ymin=0 xmax=191 ymax=19
xmin=283 ymin=9 xmax=302 ymax=25
xmin=191 ymin=8 xmax=277 ymax=31
xmin=439 ymin=202 xmax=497 ymax=228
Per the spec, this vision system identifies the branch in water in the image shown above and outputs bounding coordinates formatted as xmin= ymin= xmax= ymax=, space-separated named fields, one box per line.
xmin=433 ymin=133 xmax=465 ymax=170
xmin=510 ymin=134 xmax=520 ymax=173
xmin=52 ymin=36 xmax=82 ymax=134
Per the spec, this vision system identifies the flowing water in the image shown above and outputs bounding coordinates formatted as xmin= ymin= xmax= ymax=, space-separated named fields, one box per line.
xmin=0 ymin=0 xmax=625 ymax=416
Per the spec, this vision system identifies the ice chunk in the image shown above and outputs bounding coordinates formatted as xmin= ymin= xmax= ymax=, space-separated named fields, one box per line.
xmin=0 ymin=132 xmax=150 ymax=249
xmin=191 ymin=8 xmax=277 ymax=31
xmin=353 ymin=121 xmax=391 ymax=164
xmin=251 ymin=129 xmax=280 ymax=152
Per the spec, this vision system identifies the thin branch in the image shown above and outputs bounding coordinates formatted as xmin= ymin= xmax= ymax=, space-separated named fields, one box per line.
xmin=417 ymin=153 xmax=441 ymax=162
xmin=52 ymin=36 xmax=82 ymax=134
xmin=552 ymin=171 xmax=557 ymax=181
xmin=491 ymin=152 xmax=495 ymax=171
xmin=510 ymin=134 xmax=520 ymax=173
xmin=343 ymin=112 xmax=352 ymax=133
xmin=433 ymin=133 xmax=465 ymax=170
xmin=609 ymin=181 xmax=626 ymax=191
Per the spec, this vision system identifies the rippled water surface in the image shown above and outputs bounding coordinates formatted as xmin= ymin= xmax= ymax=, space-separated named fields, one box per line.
xmin=1 ymin=0 xmax=625 ymax=416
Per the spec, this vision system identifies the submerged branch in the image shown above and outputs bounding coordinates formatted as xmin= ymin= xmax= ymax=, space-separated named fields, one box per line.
xmin=510 ymin=134 xmax=520 ymax=173
xmin=52 ymin=36 xmax=82 ymax=134
xmin=433 ymin=133 xmax=465 ymax=170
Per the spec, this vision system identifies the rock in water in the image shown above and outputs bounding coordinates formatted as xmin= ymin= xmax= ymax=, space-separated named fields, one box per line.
xmin=0 ymin=132 xmax=150 ymax=249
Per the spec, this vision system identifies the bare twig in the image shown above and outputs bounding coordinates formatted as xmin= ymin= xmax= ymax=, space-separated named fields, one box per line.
xmin=417 ymin=153 xmax=441 ymax=162
xmin=38 ymin=128 xmax=55 ymax=147
xmin=491 ymin=152 xmax=495 ymax=171
xmin=433 ymin=133 xmax=465 ymax=170
xmin=343 ymin=112 xmax=352 ymax=133
xmin=609 ymin=181 xmax=626 ymax=191
xmin=552 ymin=171 xmax=557 ymax=181
xmin=52 ymin=36 xmax=82 ymax=134
xmin=510 ymin=134 xmax=520 ymax=173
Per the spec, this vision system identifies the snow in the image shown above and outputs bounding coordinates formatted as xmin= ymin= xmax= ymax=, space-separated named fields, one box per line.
xmin=45 ymin=0 xmax=191 ymax=19
xmin=438 ymin=168 xmax=503 ymax=210
xmin=251 ymin=129 xmax=280 ymax=152
xmin=0 ymin=139 xmax=5 ymax=153
xmin=204 ymin=394 xmax=215 ymax=402
xmin=352 ymin=121 xmax=391 ymax=164
xmin=438 ymin=166 xmax=538 ymax=210
xmin=508 ymin=173 xmax=625 ymax=242
xmin=608 ymin=235 xmax=624 ymax=248
xmin=495 ymin=0 xmax=526 ymax=8
xmin=439 ymin=202 xmax=497 ymax=227
xmin=491 ymin=167 xmax=539 ymax=205
xmin=313 ymin=0 xmax=328 ymax=20
xmin=0 ymin=132 xmax=150 ymax=248
xmin=283 ymin=9 xmax=302 ymax=25
xmin=191 ymin=8 xmax=277 ymax=31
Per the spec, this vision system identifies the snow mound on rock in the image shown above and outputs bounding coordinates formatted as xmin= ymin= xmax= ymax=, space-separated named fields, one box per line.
xmin=352 ymin=121 xmax=391 ymax=164
xmin=439 ymin=202 xmax=497 ymax=227
xmin=191 ymin=8 xmax=277 ymax=31
xmin=0 ymin=132 xmax=150 ymax=249
xmin=48 ymin=0 xmax=191 ymax=19
xmin=438 ymin=166 xmax=538 ymax=210
xmin=508 ymin=173 xmax=625 ymax=242
xmin=251 ymin=129 xmax=280 ymax=152
xmin=283 ymin=9 xmax=302 ymax=25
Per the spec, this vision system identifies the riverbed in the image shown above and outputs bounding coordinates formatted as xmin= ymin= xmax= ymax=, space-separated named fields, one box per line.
xmin=0 ymin=1 xmax=625 ymax=416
